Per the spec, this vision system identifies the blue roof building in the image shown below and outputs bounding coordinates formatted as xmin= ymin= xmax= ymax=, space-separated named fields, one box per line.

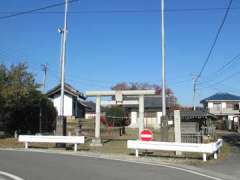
xmin=200 ymin=93 xmax=240 ymax=104
xmin=200 ymin=93 xmax=240 ymax=130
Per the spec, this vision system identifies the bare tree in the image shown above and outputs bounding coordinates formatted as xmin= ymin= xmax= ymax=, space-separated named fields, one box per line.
xmin=111 ymin=82 xmax=174 ymax=96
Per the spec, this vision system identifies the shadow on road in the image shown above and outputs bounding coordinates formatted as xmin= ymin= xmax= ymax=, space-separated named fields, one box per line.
xmin=221 ymin=132 xmax=240 ymax=151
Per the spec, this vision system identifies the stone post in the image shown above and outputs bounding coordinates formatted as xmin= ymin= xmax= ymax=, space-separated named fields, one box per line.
xmin=138 ymin=95 xmax=144 ymax=138
xmin=174 ymin=110 xmax=182 ymax=156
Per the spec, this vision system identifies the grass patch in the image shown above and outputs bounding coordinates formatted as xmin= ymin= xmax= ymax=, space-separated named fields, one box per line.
xmin=0 ymin=138 xmax=56 ymax=149
xmin=0 ymin=128 xmax=231 ymax=164
xmin=218 ymin=141 xmax=230 ymax=160
xmin=0 ymin=138 xmax=23 ymax=148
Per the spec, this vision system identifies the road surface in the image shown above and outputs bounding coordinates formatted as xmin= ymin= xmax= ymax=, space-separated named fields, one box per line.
xmin=201 ymin=132 xmax=240 ymax=179
xmin=0 ymin=150 xmax=221 ymax=180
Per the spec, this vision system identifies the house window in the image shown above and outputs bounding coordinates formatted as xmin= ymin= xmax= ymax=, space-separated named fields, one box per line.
xmin=226 ymin=103 xmax=233 ymax=109
xmin=233 ymin=104 xmax=239 ymax=110
xmin=213 ymin=103 xmax=221 ymax=111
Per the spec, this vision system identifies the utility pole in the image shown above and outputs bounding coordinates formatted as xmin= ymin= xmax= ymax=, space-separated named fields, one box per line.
xmin=56 ymin=0 xmax=68 ymax=137
xmin=160 ymin=0 xmax=168 ymax=142
xmin=161 ymin=0 xmax=166 ymax=117
xmin=41 ymin=64 xmax=48 ymax=92
xmin=192 ymin=75 xmax=197 ymax=111
xmin=39 ymin=63 xmax=48 ymax=134
xmin=58 ymin=28 xmax=64 ymax=81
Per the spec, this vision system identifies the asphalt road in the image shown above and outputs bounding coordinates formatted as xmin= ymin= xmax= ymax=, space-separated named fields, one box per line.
xmin=201 ymin=132 xmax=240 ymax=179
xmin=0 ymin=150 xmax=220 ymax=180
xmin=0 ymin=175 xmax=15 ymax=180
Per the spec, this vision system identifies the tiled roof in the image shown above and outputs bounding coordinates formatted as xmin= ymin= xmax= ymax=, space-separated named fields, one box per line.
xmin=84 ymin=101 xmax=96 ymax=112
xmin=124 ymin=95 xmax=177 ymax=108
xmin=170 ymin=110 xmax=217 ymax=120
xmin=200 ymin=93 xmax=240 ymax=103
xmin=46 ymin=83 xmax=86 ymax=100
xmin=180 ymin=110 xmax=216 ymax=120
xmin=145 ymin=96 xmax=176 ymax=108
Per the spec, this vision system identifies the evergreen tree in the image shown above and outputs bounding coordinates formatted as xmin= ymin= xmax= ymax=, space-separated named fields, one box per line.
xmin=0 ymin=63 xmax=57 ymax=135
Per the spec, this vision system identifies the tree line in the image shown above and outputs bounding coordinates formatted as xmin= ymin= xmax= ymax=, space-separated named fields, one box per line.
xmin=111 ymin=82 xmax=174 ymax=96
xmin=0 ymin=63 xmax=57 ymax=136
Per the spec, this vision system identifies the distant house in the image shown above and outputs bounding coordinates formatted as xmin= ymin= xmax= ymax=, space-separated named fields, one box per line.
xmin=125 ymin=95 xmax=177 ymax=129
xmin=200 ymin=93 xmax=240 ymax=130
xmin=47 ymin=83 xmax=87 ymax=118
xmin=84 ymin=101 xmax=96 ymax=119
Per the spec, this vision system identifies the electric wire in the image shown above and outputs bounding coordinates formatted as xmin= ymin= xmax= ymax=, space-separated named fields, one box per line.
xmin=198 ymin=53 xmax=240 ymax=85
xmin=0 ymin=0 xmax=80 ymax=20
xmin=1 ymin=7 xmax=240 ymax=16
xmin=196 ymin=0 xmax=233 ymax=80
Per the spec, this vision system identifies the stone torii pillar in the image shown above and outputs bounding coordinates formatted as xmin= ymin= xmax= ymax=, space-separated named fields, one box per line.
xmin=86 ymin=90 xmax=155 ymax=146
xmin=93 ymin=95 xmax=101 ymax=146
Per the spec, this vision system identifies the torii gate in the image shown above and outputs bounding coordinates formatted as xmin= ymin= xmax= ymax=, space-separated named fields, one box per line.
xmin=86 ymin=90 xmax=156 ymax=146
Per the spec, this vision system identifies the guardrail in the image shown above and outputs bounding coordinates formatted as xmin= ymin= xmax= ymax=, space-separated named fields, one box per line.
xmin=127 ymin=139 xmax=223 ymax=161
xmin=18 ymin=135 xmax=85 ymax=152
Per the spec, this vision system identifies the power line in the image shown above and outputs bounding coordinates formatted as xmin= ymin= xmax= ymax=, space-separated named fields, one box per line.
xmin=0 ymin=0 xmax=80 ymax=20
xmin=1 ymin=7 xmax=240 ymax=16
xmin=200 ymin=70 xmax=240 ymax=90
xmin=199 ymin=82 xmax=240 ymax=95
xmin=196 ymin=0 xmax=233 ymax=80
xmin=191 ymin=0 xmax=233 ymax=108
xmin=211 ymin=53 xmax=240 ymax=74
xmin=198 ymin=53 xmax=240 ymax=85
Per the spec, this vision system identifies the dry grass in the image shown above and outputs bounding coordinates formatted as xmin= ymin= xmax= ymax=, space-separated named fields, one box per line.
xmin=0 ymin=138 xmax=56 ymax=149
xmin=0 ymin=138 xmax=23 ymax=148
xmin=0 ymin=128 xmax=230 ymax=164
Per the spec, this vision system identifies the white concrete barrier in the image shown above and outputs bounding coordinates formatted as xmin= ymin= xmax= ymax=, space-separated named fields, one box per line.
xmin=127 ymin=139 xmax=223 ymax=161
xmin=18 ymin=135 xmax=85 ymax=152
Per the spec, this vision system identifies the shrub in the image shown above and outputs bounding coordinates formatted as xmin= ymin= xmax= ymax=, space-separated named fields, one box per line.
xmin=105 ymin=106 xmax=126 ymax=127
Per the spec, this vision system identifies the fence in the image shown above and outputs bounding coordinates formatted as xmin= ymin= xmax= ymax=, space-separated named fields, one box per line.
xmin=77 ymin=118 xmax=215 ymax=143
xmin=181 ymin=133 xmax=203 ymax=143
xmin=78 ymin=118 xmax=126 ymax=139
xmin=79 ymin=127 xmax=125 ymax=139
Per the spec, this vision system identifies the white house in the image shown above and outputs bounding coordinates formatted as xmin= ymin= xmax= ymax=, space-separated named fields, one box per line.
xmin=125 ymin=95 xmax=177 ymax=129
xmin=200 ymin=93 xmax=240 ymax=130
xmin=47 ymin=83 xmax=87 ymax=118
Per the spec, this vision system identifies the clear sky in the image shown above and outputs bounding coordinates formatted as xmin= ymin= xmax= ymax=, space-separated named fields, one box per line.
xmin=0 ymin=0 xmax=240 ymax=106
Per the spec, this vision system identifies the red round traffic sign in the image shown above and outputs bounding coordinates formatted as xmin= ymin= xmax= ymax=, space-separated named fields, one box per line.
xmin=140 ymin=129 xmax=153 ymax=141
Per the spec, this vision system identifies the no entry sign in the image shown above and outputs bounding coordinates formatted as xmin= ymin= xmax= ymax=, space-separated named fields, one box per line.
xmin=140 ymin=129 xmax=153 ymax=141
